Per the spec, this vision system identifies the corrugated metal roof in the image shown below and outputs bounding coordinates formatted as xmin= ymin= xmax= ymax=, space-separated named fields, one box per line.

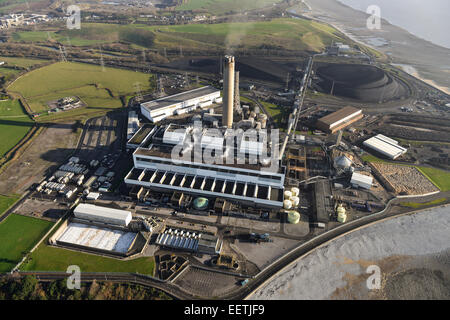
xmin=351 ymin=172 xmax=373 ymax=186
xmin=317 ymin=106 xmax=362 ymax=126
xmin=74 ymin=204 xmax=132 ymax=224
xmin=363 ymin=134 xmax=407 ymax=159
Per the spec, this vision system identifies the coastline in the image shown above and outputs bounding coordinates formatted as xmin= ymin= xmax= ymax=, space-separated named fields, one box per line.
xmin=301 ymin=0 xmax=450 ymax=96
xmin=249 ymin=204 xmax=450 ymax=300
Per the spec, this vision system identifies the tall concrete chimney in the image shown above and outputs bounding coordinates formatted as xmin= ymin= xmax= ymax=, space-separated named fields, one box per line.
xmin=234 ymin=70 xmax=241 ymax=113
xmin=223 ymin=55 xmax=235 ymax=128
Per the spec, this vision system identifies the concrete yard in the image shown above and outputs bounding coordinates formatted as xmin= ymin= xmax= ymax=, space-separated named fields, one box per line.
xmin=222 ymin=216 xmax=281 ymax=233
xmin=284 ymin=219 xmax=310 ymax=237
xmin=57 ymin=222 xmax=137 ymax=254
xmin=231 ymin=236 xmax=300 ymax=270
xmin=13 ymin=198 xmax=68 ymax=220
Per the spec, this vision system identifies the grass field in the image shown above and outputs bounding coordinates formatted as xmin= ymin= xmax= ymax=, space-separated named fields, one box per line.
xmin=260 ymin=100 xmax=287 ymax=127
xmin=149 ymin=18 xmax=345 ymax=52
xmin=400 ymin=197 xmax=448 ymax=209
xmin=0 ymin=99 xmax=33 ymax=157
xmin=0 ymin=214 xmax=54 ymax=273
xmin=176 ymin=0 xmax=283 ymax=14
xmin=0 ymin=194 xmax=19 ymax=217
xmin=8 ymin=61 xmax=154 ymax=114
xmin=0 ymin=56 xmax=47 ymax=68
xmin=12 ymin=18 xmax=346 ymax=53
xmin=22 ymin=243 xmax=155 ymax=275
xmin=416 ymin=167 xmax=450 ymax=192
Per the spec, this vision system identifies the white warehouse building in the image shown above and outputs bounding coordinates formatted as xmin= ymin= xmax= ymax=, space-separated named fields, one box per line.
xmin=350 ymin=172 xmax=373 ymax=190
xmin=73 ymin=203 xmax=132 ymax=227
xmin=140 ymin=86 xmax=221 ymax=123
xmin=363 ymin=134 xmax=407 ymax=160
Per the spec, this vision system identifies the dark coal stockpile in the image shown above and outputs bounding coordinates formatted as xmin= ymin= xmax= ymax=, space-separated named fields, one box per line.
xmin=316 ymin=63 xmax=410 ymax=102
xmin=159 ymin=56 xmax=300 ymax=85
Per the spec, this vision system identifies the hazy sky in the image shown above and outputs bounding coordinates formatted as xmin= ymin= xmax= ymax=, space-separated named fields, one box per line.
xmin=336 ymin=0 xmax=450 ymax=48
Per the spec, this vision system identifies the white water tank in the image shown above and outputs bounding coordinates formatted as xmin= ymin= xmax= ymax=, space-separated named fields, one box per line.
xmin=283 ymin=200 xmax=293 ymax=210
xmin=290 ymin=196 xmax=300 ymax=207
xmin=290 ymin=187 xmax=300 ymax=197
xmin=284 ymin=190 xmax=292 ymax=198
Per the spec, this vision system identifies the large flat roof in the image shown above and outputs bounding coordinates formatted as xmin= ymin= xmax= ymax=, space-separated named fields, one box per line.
xmin=141 ymin=86 xmax=220 ymax=112
xmin=363 ymin=134 xmax=407 ymax=159
xmin=317 ymin=106 xmax=362 ymax=127
xmin=74 ymin=204 xmax=132 ymax=224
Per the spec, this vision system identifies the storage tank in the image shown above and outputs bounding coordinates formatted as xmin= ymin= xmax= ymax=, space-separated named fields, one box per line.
xmin=287 ymin=210 xmax=300 ymax=224
xmin=284 ymin=190 xmax=292 ymax=198
xmin=283 ymin=199 xmax=293 ymax=210
xmin=193 ymin=197 xmax=209 ymax=210
xmin=336 ymin=204 xmax=347 ymax=223
xmin=257 ymin=113 xmax=267 ymax=129
xmin=290 ymin=187 xmax=299 ymax=197
xmin=290 ymin=196 xmax=300 ymax=207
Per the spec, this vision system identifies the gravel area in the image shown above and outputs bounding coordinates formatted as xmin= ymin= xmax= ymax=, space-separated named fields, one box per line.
xmin=371 ymin=162 xmax=439 ymax=195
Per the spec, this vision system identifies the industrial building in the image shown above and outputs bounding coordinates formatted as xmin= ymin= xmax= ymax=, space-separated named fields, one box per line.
xmin=73 ymin=203 xmax=132 ymax=227
xmin=140 ymin=86 xmax=221 ymax=123
xmin=127 ymin=124 xmax=156 ymax=150
xmin=155 ymin=225 xmax=221 ymax=255
xmin=57 ymin=222 xmax=137 ymax=254
xmin=350 ymin=172 xmax=373 ymax=190
xmin=124 ymin=124 xmax=285 ymax=209
xmin=127 ymin=111 xmax=140 ymax=139
xmin=316 ymin=106 xmax=363 ymax=133
xmin=313 ymin=179 xmax=333 ymax=223
xmin=363 ymin=134 xmax=407 ymax=160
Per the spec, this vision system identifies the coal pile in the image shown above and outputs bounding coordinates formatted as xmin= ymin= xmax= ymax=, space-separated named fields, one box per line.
xmin=316 ymin=63 xmax=410 ymax=102
xmin=160 ymin=56 xmax=300 ymax=85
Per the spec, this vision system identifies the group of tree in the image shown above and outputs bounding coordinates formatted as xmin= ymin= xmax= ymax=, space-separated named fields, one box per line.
xmin=0 ymin=276 xmax=172 ymax=300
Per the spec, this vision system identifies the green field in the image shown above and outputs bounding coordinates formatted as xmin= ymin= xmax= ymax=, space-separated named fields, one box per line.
xmin=22 ymin=243 xmax=155 ymax=275
xmin=0 ymin=194 xmax=19 ymax=217
xmin=177 ymin=0 xmax=283 ymax=14
xmin=12 ymin=24 xmax=155 ymax=48
xmin=260 ymin=100 xmax=287 ymax=128
xmin=0 ymin=56 xmax=47 ymax=68
xmin=400 ymin=197 xmax=448 ymax=209
xmin=149 ymin=18 xmax=345 ymax=52
xmin=0 ymin=214 xmax=54 ymax=273
xmin=417 ymin=167 xmax=450 ymax=192
xmin=8 ymin=61 xmax=154 ymax=114
xmin=11 ymin=18 xmax=346 ymax=53
xmin=0 ymin=99 xmax=33 ymax=157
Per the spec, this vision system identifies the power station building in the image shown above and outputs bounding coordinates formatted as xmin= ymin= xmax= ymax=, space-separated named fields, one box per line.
xmin=140 ymin=86 xmax=221 ymax=123
xmin=316 ymin=106 xmax=363 ymax=133
xmin=124 ymin=124 xmax=285 ymax=209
